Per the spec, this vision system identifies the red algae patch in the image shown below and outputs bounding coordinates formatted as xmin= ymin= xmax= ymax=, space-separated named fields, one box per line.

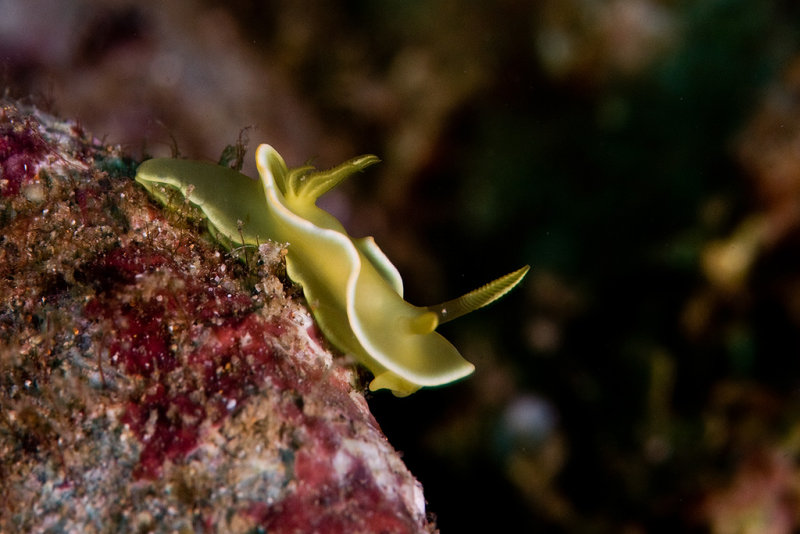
xmin=83 ymin=243 xmax=282 ymax=479
xmin=0 ymin=116 xmax=50 ymax=197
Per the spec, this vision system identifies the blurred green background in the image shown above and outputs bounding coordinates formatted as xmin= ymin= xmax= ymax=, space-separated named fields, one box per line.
xmin=5 ymin=0 xmax=800 ymax=531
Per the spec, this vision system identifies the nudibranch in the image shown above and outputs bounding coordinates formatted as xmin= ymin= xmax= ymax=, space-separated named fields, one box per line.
xmin=136 ymin=144 xmax=529 ymax=396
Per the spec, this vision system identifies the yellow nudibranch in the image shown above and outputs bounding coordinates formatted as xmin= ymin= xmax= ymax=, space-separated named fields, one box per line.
xmin=136 ymin=144 xmax=529 ymax=396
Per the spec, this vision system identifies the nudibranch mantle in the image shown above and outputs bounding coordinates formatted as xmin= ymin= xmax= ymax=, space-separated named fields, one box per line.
xmin=136 ymin=144 xmax=529 ymax=396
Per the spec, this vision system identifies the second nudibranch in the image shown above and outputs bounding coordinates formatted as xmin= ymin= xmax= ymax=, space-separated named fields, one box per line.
xmin=136 ymin=144 xmax=529 ymax=396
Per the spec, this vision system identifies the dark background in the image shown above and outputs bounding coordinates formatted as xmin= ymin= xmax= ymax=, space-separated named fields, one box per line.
xmin=5 ymin=1 xmax=800 ymax=531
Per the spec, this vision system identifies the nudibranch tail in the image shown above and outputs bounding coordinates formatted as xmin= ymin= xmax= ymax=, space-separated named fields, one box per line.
xmin=428 ymin=265 xmax=530 ymax=325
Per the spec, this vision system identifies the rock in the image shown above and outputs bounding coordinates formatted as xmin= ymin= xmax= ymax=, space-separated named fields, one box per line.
xmin=0 ymin=99 xmax=435 ymax=533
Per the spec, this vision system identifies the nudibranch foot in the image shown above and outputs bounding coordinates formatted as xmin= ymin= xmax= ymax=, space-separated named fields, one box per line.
xmin=370 ymin=372 xmax=422 ymax=398
xmin=136 ymin=143 xmax=529 ymax=397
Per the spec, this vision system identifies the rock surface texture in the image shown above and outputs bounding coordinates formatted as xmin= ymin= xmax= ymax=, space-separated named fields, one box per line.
xmin=0 ymin=99 xmax=434 ymax=533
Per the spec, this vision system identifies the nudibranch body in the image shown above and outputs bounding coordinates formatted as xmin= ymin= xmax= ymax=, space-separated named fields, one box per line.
xmin=136 ymin=144 xmax=528 ymax=396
